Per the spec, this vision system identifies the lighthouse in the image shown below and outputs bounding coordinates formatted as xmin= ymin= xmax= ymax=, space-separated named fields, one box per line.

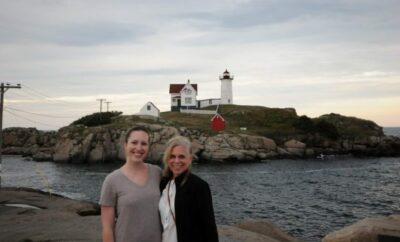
xmin=219 ymin=69 xmax=233 ymax=104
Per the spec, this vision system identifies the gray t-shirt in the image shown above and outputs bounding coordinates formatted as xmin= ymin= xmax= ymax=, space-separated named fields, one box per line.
xmin=100 ymin=164 xmax=162 ymax=242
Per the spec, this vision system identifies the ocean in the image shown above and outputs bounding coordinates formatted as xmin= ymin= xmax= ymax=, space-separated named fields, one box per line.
xmin=2 ymin=154 xmax=400 ymax=241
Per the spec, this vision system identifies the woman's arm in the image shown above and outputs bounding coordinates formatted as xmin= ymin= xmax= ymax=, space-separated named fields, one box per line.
xmin=101 ymin=205 xmax=115 ymax=242
xmin=198 ymin=182 xmax=219 ymax=242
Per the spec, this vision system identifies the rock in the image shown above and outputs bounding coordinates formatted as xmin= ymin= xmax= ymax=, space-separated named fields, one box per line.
xmin=242 ymin=135 xmax=276 ymax=151
xmin=218 ymin=225 xmax=280 ymax=242
xmin=284 ymin=139 xmax=306 ymax=157
xmin=322 ymin=215 xmax=400 ymax=242
xmin=0 ymin=188 xmax=303 ymax=242
xmin=277 ymin=147 xmax=291 ymax=156
xmin=236 ymin=219 xmax=300 ymax=242
xmin=103 ymin=132 xmax=117 ymax=161
xmin=202 ymin=148 xmax=245 ymax=162
xmin=32 ymin=152 xmax=52 ymax=161
xmin=191 ymin=140 xmax=205 ymax=159
xmin=286 ymin=148 xmax=304 ymax=157
xmin=148 ymin=143 xmax=165 ymax=163
xmin=88 ymin=144 xmax=104 ymax=163
xmin=227 ymin=135 xmax=245 ymax=149
xmin=53 ymin=138 xmax=74 ymax=162
xmin=305 ymin=148 xmax=315 ymax=157
xmin=284 ymin=139 xmax=306 ymax=149
xmin=0 ymin=187 xmax=101 ymax=242
xmin=81 ymin=133 xmax=94 ymax=160
xmin=3 ymin=123 xmax=400 ymax=163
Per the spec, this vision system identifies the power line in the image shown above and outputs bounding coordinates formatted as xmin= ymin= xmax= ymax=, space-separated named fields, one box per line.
xmin=20 ymin=84 xmax=97 ymax=108
xmin=5 ymin=106 xmax=78 ymax=119
xmin=21 ymin=84 xmax=59 ymax=100
xmin=4 ymin=109 xmax=60 ymax=129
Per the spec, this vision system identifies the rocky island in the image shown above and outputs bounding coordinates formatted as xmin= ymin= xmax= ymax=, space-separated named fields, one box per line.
xmin=2 ymin=105 xmax=400 ymax=164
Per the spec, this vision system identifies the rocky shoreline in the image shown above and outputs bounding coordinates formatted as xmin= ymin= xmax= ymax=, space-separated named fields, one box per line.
xmin=1 ymin=187 xmax=399 ymax=242
xmin=3 ymin=125 xmax=400 ymax=164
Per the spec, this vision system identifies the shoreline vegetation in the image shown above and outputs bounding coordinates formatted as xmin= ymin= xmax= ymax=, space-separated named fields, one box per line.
xmin=2 ymin=104 xmax=400 ymax=164
xmin=1 ymin=187 xmax=399 ymax=242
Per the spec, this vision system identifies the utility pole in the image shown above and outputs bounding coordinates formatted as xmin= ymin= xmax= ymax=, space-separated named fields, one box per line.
xmin=105 ymin=101 xmax=111 ymax=112
xmin=96 ymin=98 xmax=106 ymax=113
xmin=0 ymin=83 xmax=21 ymax=188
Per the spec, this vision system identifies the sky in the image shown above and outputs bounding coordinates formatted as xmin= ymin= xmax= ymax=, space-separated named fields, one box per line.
xmin=0 ymin=0 xmax=399 ymax=130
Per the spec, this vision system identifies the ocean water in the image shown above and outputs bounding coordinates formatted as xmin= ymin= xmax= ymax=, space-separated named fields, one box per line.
xmin=383 ymin=127 xmax=400 ymax=137
xmin=2 ymin=155 xmax=400 ymax=241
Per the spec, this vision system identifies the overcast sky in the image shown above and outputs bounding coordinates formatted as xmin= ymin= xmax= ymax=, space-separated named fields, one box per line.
xmin=1 ymin=0 xmax=399 ymax=130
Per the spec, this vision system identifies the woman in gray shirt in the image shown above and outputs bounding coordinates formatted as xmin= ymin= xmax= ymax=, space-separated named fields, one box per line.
xmin=100 ymin=126 xmax=162 ymax=242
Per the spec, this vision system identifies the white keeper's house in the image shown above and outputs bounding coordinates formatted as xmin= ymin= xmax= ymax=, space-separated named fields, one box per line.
xmin=169 ymin=69 xmax=234 ymax=112
xmin=138 ymin=101 xmax=160 ymax=117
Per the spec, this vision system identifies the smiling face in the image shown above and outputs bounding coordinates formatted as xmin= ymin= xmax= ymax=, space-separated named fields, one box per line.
xmin=124 ymin=130 xmax=149 ymax=163
xmin=168 ymin=145 xmax=192 ymax=178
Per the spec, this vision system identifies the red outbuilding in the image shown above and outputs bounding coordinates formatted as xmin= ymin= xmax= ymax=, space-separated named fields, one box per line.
xmin=211 ymin=113 xmax=225 ymax=131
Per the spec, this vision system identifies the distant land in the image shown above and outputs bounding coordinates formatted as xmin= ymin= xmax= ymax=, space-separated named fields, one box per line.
xmin=3 ymin=104 xmax=400 ymax=163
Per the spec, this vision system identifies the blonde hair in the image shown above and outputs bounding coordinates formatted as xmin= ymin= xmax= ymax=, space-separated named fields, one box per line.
xmin=162 ymin=135 xmax=193 ymax=178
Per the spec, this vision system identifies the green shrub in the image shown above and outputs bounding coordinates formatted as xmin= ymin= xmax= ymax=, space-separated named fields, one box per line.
xmin=314 ymin=119 xmax=340 ymax=140
xmin=294 ymin=115 xmax=314 ymax=133
xmin=71 ymin=111 xmax=122 ymax=127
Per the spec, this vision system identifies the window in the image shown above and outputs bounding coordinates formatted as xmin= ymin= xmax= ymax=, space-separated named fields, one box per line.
xmin=184 ymin=88 xmax=192 ymax=94
xmin=185 ymin=97 xmax=192 ymax=104
xmin=147 ymin=105 xmax=151 ymax=111
xmin=209 ymin=100 xmax=212 ymax=104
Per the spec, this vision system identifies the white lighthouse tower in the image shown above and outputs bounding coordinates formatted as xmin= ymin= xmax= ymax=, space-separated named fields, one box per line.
xmin=220 ymin=69 xmax=233 ymax=104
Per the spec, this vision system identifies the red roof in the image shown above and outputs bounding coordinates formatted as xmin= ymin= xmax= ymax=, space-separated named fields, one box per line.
xmin=169 ymin=84 xmax=198 ymax=94
xmin=211 ymin=113 xmax=225 ymax=122
xmin=211 ymin=113 xmax=225 ymax=131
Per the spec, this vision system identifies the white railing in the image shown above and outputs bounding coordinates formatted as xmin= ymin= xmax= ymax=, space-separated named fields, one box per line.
xmin=180 ymin=109 xmax=216 ymax=115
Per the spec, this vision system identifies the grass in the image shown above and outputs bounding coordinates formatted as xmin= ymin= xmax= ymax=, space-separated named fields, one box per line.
xmin=69 ymin=105 xmax=384 ymax=140
xmin=160 ymin=104 xmax=300 ymax=137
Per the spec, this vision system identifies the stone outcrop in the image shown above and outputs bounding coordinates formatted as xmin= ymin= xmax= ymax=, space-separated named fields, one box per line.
xmin=0 ymin=187 xmax=101 ymax=242
xmin=284 ymin=139 xmax=306 ymax=157
xmin=3 ymin=124 xmax=400 ymax=164
xmin=235 ymin=219 xmax=300 ymax=242
xmin=2 ymin=127 xmax=57 ymax=160
xmin=218 ymin=220 xmax=301 ymax=242
xmin=0 ymin=188 xmax=300 ymax=242
xmin=322 ymin=215 xmax=400 ymax=242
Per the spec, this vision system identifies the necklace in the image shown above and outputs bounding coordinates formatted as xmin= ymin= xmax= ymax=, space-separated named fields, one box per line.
xmin=167 ymin=180 xmax=176 ymax=223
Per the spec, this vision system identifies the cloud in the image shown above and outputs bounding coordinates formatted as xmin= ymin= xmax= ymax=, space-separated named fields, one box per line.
xmin=1 ymin=0 xmax=400 ymax=129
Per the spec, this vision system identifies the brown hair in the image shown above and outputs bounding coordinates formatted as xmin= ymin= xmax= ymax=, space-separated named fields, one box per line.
xmin=124 ymin=126 xmax=150 ymax=143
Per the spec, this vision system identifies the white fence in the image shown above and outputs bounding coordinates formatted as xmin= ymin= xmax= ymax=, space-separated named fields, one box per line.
xmin=180 ymin=109 xmax=216 ymax=115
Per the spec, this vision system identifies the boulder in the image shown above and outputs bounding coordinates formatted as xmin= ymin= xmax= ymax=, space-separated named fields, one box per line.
xmin=322 ymin=215 xmax=400 ymax=242
xmin=218 ymin=225 xmax=280 ymax=242
xmin=88 ymin=144 xmax=104 ymax=163
xmin=242 ymin=135 xmax=276 ymax=151
xmin=235 ymin=219 xmax=300 ymax=242
xmin=284 ymin=139 xmax=306 ymax=149
xmin=201 ymin=148 xmax=245 ymax=162
xmin=0 ymin=188 xmax=303 ymax=242
xmin=284 ymin=139 xmax=306 ymax=157
xmin=32 ymin=152 xmax=53 ymax=162
xmin=0 ymin=187 xmax=101 ymax=242
xmin=148 ymin=143 xmax=165 ymax=163
xmin=53 ymin=138 xmax=74 ymax=162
